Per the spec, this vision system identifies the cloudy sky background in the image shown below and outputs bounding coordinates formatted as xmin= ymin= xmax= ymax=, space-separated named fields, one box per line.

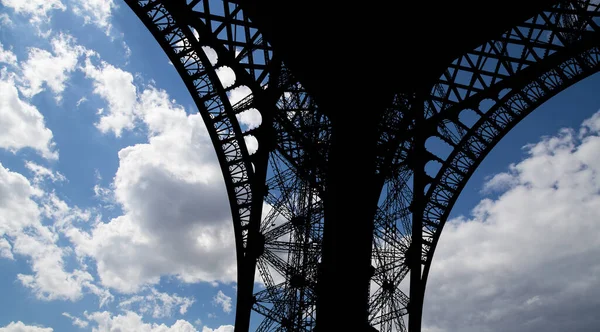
xmin=0 ymin=1 xmax=600 ymax=331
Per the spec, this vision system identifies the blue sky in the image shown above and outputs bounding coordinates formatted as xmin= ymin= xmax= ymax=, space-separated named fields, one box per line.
xmin=0 ymin=1 xmax=600 ymax=332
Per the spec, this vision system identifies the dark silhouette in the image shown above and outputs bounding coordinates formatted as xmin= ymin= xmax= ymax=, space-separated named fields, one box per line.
xmin=125 ymin=0 xmax=600 ymax=331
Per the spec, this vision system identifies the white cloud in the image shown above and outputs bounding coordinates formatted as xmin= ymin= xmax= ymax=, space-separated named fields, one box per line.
xmin=39 ymin=191 xmax=92 ymax=230
xmin=76 ymin=97 xmax=87 ymax=107
xmin=85 ymin=282 xmax=114 ymax=308
xmin=14 ymin=229 xmax=93 ymax=302
xmin=65 ymin=85 xmax=236 ymax=293
xmin=118 ymin=288 xmax=195 ymax=319
xmin=0 ymin=70 xmax=57 ymax=159
xmin=62 ymin=313 xmax=88 ymax=328
xmin=0 ymin=163 xmax=108 ymax=302
xmin=0 ymin=0 xmax=65 ymax=28
xmin=227 ymin=86 xmax=251 ymax=106
xmin=91 ymin=170 xmax=114 ymax=210
xmin=236 ymin=108 xmax=262 ymax=130
xmin=243 ymin=135 xmax=258 ymax=155
xmin=25 ymin=161 xmax=66 ymax=184
xmin=19 ymin=33 xmax=90 ymax=101
xmin=0 ymin=162 xmax=44 ymax=240
xmin=481 ymin=171 xmax=517 ymax=193
xmin=202 ymin=47 xmax=218 ymax=66
xmin=93 ymin=183 xmax=112 ymax=203
xmin=81 ymin=57 xmax=138 ymax=136
xmin=122 ymin=41 xmax=131 ymax=59
xmin=215 ymin=67 xmax=235 ymax=89
xmin=83 ymin=311 xmax=198 ymax=332
xmin=0 ymin=42 xmax=17 ymax=67
xmin=201 ymin=325 xmax=234 ymax=332
xmin=0 ymin=321 xmax=53 ymax=332
xmin=71 ymin=0 xmax=116 ymax=35
xmin=0 ymin=237 xmax=14 ymax=260
xmin=212 ymin=290 xmax=232 ymax=314
xmin=0 ymin=13 xmax=13 ymax=26
xmin=423 ymin=110 xmax=600 ymax=332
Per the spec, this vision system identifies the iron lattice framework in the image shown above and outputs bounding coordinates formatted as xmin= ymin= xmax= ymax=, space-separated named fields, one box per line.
xmin=125 ymin=0 xmax=600 ymax=331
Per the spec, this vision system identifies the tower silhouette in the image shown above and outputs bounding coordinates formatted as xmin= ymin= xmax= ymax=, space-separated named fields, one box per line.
xmin=125 ymin=1 xmax=600 ymax=330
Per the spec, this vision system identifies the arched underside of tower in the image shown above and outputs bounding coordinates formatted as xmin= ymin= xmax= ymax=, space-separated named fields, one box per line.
xmin=124 ymin=0 xmax=600 ymax=331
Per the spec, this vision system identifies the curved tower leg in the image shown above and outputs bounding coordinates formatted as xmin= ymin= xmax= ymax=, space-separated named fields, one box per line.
xmin=125 ymin=1 xmax=600 ymax=331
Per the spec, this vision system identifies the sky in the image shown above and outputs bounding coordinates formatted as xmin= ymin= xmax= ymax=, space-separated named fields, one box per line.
xmin=0 ymin=1 xmax=600 ymax=332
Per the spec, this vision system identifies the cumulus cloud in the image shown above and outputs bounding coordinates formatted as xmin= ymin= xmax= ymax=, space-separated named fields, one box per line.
xmin=0 ymin=163 xmax=45 ymax=241
xmin=83 ymin=311 xmax=198 ymax=332
xmin=25 ymin=161 xmax=66 ymax=184
xmin=0 ymin=0 xmax=65 ymax=30
xmin=76 ymin=96 xmax=87 ymax=107
xmin=65 ymin=84 xmax=236 ymax=293
xmin=0 ymin=321 xmax=53 ymax=332
xmin=0 ymin=237 xmax=14 ymax=260
xmin=70 ymin=0 xmax=116 ymax=35
xmin=62 ymin=313 xmax=88 ymax=328
xmin=118 ymin=288 xmax=195 ymax=318
xmin=423 ymin=110 xmax=600 ymax=332
xmin=19 ymin=33 xmax=91 ymax=101
xmin=93 ymin=183 xmax=113 ymax=204
xmin=212 ymin=290 xmax=232 ymax=314
xmin=0 ymin=70 xmax=57 ymax=159
xmin=81 ymin=57 xmax=138 ymax=136
xmin=0 ymin=163 xmax=110 ymax=303
xmin=82 ymin=52 xmax=257 ymax=138
xmin=122 ymin=41 xmax=131 ymax=59
xmin=201 ymin=325 xmax=234 ymax=332
xmin=0 ymin=42 xmax=17 ymax=67
xmin=0 ymin=13 xmax=12 ymax=26
xmin=91 ymin=170 xmax=114 ymax=210
xmin=481 ymin=171 xmax=518 ymax=193
xmin=227 ymin=86 xmax=251 ymax=107
xmin=215 ymin=67 xmax=236 ymax=88
xmin=15 ymin=233 xmax=93 ymax=302
xmin=236 ymin=108 xmax=262 ymax=130
xmin=202 ymin=47 xmax=218 ymax=65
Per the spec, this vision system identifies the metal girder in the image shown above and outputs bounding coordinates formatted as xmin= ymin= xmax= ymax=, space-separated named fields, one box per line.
xmin=125 ymin=1 xmax=329 ymax=331
xmin=125 ymin=1 xmax=268 ymax=329
xmin=420 ymin=0 xmax=600 ymax=278
xmin=126 ymin=1 xmax=406 ymax=330
xmin=125 ymin=0 xmax=600 ymax=331
xmin=411 ymin=1 xmax=600 ymax=324
xmin=362 ymin=1 xmax=600 ymax=330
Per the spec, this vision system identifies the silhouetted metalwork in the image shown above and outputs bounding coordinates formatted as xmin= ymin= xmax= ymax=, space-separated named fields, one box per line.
xmin=125 ymin=0 xmax=600 ymax=331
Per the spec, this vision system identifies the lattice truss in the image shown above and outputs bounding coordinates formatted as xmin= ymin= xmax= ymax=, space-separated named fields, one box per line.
xmin=417 ymin=0 xmax=600 ymax=285
xmin=125 ymin=0 xmax=600 ymax=331
xmin=353 ymin=0 xmax=600 ymax=330
xmin=125 ymin=0 xmax=330 ymax=330
xmin=366 ymin=95 xmax=415 ymax=332
xmin=252 ymin=82 xmax=329 ymax=331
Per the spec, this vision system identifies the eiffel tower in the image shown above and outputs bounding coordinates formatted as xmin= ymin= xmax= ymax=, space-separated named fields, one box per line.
xmin=124 ymin=1 xmax=600 ymax=331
